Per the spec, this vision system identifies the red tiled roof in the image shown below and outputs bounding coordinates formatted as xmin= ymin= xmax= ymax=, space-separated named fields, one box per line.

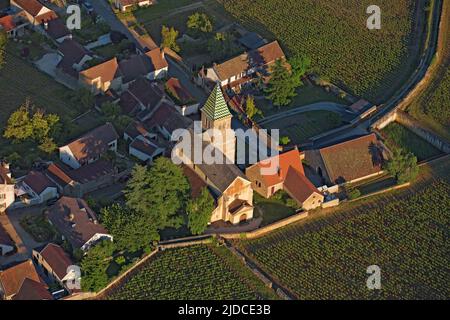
xmin=46 ymin=18 xmax=70 ymax=40
xmin=65 ymin=123 xmax=119 ymax=163
xmin=0 ymin=15 xmax=15 ymax=32
xmin=253 ymin=149 xmax=305 ymax=187
xmin=124 ymin=121 xmax=150 ymax=140
xmin=144 ymin=47 xmax=168 ymax=70
xmin=46 ymin=163 xmax=73 ymax=187
xmin=80 ymin=58 xmax=120 ymax=83
xmin=319 ymin=134 xmax=383 ymax=184
xmin=12 ymin=278 xmax=52 ymax=300
xmin=23 ymin=170 xmax=57 ymax=195
xmin=249 ymin=40 xmax=285 ymax=66
xmin=37 ymin=243 xmax=73 ymax=280
xmin=0 ymin=260 xmax=43 ymax=298
xmin=130 ymin=139 xmax=158 ymax=156
xmin=284 ymin=167 xmax=321 ymax=203
xmin=165 ymin=77 xmax=194 ymax=104
xmin=13 ymin=0 xmax=44 ymax=17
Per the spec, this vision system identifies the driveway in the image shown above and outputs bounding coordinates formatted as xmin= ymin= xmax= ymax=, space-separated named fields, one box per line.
xmin=35 ymin=53 xmax=62 ymax=77
xmin=0 ymin=205 xmax=47 ymax=267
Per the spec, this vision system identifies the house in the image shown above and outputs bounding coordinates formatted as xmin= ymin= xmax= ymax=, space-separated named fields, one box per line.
xmin=119 ymin=48 xmax=168 ymax=88
xmin=165 ymin=77 xmax=199 ymax=116
xmin=123 ymin=121 xmax=156 ymax=142
xmin=45 ymin=160 xmax=117 ymax=198
xmin=0 ymin=161 xmax=15 ymax=213
xmin=0 ymin=13 xmax=27 ymax=38
xmin=79 ymin=58 xmax=122 ymax=95
xmin=11 ymin=0 xmax=57 ymax=26
xmin=145 ymin=102 xmax=193 ymax=140
xmin=20 ymin=170 xmax=58 ymax=204
xmin=199 ymin=41 xmax=285 ymax=91
xmin=0 ymin=259 xmax=49 ymax=300
xmin=175 ymin=85 xmax=254 ymax=225
xmin=304 ymin=133 xmax=384 ymax=186
xmin=47 ymin=197 xmax=112 ymax=251
xmin=0 ymin=223 xmax=14 ymax=256
xmin=44 ymin=18 xmax=71 ymax=43
xmin=129 ymin=138 xmax=164 ymax=163
xmin=115 ymin=0 xmax=153 ymax=12
xmin=59 ymin=123 xmax=119 ymax=169
xmin=246 ymin=149 xmax=324 ymax=210
xmin=32 ymin=243 xmax=80 ymax=292
xmin=57 ymin=39 xmax=92 ymax=78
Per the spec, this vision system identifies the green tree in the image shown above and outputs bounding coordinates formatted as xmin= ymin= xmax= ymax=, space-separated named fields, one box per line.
xmin=0 ymin=30 xmax=6 ymax=69
xmin=38 ymin=137 xmax=57 ymax=154
xmin=101 ymin=102 xmax=121 ymax=119
xmin=187 ymin=13 xmax=213 ymax=35
xmin=280 ymin=136 xmax=291 ymax=146
xmin=76 ymin=88 xmax=95 ymax=111
xmin=187 ymin=188 xmax=215 ymax=235
xmin=207 ymin=32 xmax=241 ymax=61
xmin=101 ymin=203 xmax=159 ymax=252
xmin=125 ymin=158 xmax=190 ymax=234
xmin=161 ymin=25 xmax=180 ymax=52
xmin=245 ymin=96 xmax=263 ymax=120
xmin=80 ymin=240 xmax=115 ymax=292
xmin=3 ymin=104 xmax=34 ymax=141
xmin=385 ymin=148 xmax=419 ymax=184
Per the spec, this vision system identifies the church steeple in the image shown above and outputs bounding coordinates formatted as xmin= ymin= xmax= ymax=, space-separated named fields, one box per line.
xmin=201 ymin=83 xmax=232 ymax=122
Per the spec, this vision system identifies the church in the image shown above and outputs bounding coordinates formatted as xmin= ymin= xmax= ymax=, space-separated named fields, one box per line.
xmin=176 ymin=84 xmax=255 ymax=225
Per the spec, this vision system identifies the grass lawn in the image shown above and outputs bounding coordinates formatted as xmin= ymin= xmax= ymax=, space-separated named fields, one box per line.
xmin=19 ymin=214 xmax=59 ymax=243
xmin=256 ymin=84 xmax=349 ymax=118
xmin=381 ymin=122 xmax=442 ymax=161
xmin=264 ymin=110 xmax=343 ymax=145
xmin=254 ymin=192 xmax=297 ymax=226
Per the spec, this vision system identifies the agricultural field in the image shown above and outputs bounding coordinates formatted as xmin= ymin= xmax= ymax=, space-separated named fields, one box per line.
xmin=381 ymin=122 xmax=442 ymax=161
xmin=237 ymin=159 xmax=450 ymax=299
xmin=218 ymin=0 xmax=426 ymax=103
xmin=103 ymin=245 xmax=276 ymax=300
xmin=264 ymin=111 xmax=343 ymax=145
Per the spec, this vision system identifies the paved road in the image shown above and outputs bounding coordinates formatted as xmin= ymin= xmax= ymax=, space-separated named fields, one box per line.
xmin=0 ymin=206 xmax=47 ymax=267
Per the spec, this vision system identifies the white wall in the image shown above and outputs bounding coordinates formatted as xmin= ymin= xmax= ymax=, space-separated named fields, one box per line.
xmin=59 ymin=146 xmax=81 ymax=169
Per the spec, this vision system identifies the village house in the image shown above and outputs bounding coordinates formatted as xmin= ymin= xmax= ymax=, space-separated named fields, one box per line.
xmin=198 ymin=41 xmax=286 ymax=91
xmin=0 ymin=161 xmax=14 ymax=213
xmin=246 ymin=149 xmax=324 ymax=210
xmin=18 ymin=170 xmax=58 ymax=204
xmin=165 ymin=77 xmax=199 ymax=116
xmin=0 ymin=13 xmax=28 ymax=38
xmin=56 ymin=39 xmax=93 ymax=79
xmin=115 ymin=0 xmax=153 ymax=12
xmin=175 ymin=84 xmax=254 ymax=225
xmin=129 ymin=138 xmax=165 ymax=163
xmin=0 ymin=259 xmax=51 ymax=300
xmin=11 ymin=0 xmax=57 ymax=26
xmin=78 ymin=58 xmax=123 ymax=95
xmin=123 ymin=121 xmax=156 ymax=142
xmin=47 ymin=197 xmax=112 ymax=251
xmin=59 ymin=123 xmax=119 ymax=170
xmin=32 ymin=243 xmax=80 ymax=292
xmin=304 ymin=133 xmax=384 ymax=186
xmin=45 ymin=160 xmax=117 ymax=198
xmin=0 ymin=223 xmax=14 ymax=256
xmin=44 ymin=18 xmax=71 ymax=43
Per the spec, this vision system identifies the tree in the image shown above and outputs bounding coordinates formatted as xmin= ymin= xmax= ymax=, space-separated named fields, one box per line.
xmin=76 ymin=88 xmax=95 ymax=111
xmin=385 ymin=148 xmax=419 ymax=184
xmin=38 ymin=137 xmax=57 ymax=154
xmin=345 ymin=184 xmax=361 ymax=200
xmin=187 ymin=13 xmax=213 ymax=35
xmin=125 ymin=158 xmax=190 ymax=234
xmin=80 ymin=240 xmax=115 ymax=292
xmin=0 ymin=30 xmax=6 ymax=69
xmin=207 ymin=32 xmax=240 ymax=61
xmin=245 ymin=96 xmax=263 ymax=120
xmin=265 ymin=55 xmax=311 ymax=107
xmin=161 ymin=25 xmax=180 ymax=53
xmin=101 ymin=204 xmax=159 ymax=252
xmin=3 ymin=104 xmax=34 ymax=141
xmin=280 ymin=136 xmax=291 ymax=146
xmin=101 ymin=102 xmax=121 ymax=119
xmin=187 ymin=188 xmax=215 ymax=235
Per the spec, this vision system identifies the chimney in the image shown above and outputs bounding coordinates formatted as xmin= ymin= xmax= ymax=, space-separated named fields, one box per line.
xmin=44 ymin=22 xmax=49 ymax=30
xmin=69 ymin=213 xmax=75 ymax=221
xmin=277 ymin=166 xmax=282 ymax=177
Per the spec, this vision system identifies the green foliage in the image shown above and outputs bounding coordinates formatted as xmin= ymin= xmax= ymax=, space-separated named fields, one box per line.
xmin=345 ymin=184 xmax=361 ymax=200
xmin=112 ymin=115 xmax=133 ymax=134
xmin=101 ymin=203 xmax=159 ymax=252
xmin=161 ymin=25 xmax=180 ymax=52
xmin=245 ymin=96 xmax=263 ymax=120
xmin=75 ymin=88 xmax=95 ymax=111
xmin=240 ymin=181 xmax=450 ymax=299
xmin=207 ymin=32 xmax=241 ymax=61
xmin=101 ymin=102 xmax=121 ymax=120
xmin=279 ymin=136 xmax=290 ymax=146
xmin=421 ymin=67 xmax=450 ymax=127
xmin=125 ymin=158 xmax=190 ymax=235
xmin=187 ymin=188 xmax=215 ymax=235
xmin=385 ymin=148 xmax=419 ymax=184
xmin=0 ymin=30 xmax=6 ymax=68
xmin=81 ymin=240 xmax=115 ymax=292
xmin=187 ymin=12 xmax=213 ymax=35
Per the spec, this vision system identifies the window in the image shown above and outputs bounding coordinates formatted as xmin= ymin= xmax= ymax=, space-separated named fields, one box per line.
xmin=0 ymin=194 xmax=5 ymax=199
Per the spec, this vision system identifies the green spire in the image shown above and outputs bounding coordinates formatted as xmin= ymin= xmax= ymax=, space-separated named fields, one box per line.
xmin=201 ymin=83 xmax=232 ymax=121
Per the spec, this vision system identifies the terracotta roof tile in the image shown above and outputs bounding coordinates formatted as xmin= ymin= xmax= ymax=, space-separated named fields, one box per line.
xmin=284 ymin=167 xmax=321 ymax=203
xmin=0 ymin=260 xmax=43 ymax=298
xmin=12 ymin=278 xmax=52 ymax=300
xmin=23 ymin=170 xmax=57 ymax=195
xmin=80 ymin=58 xmax=120 ymax=83
xmin=36 ymin=243 xmax=73 ymax=280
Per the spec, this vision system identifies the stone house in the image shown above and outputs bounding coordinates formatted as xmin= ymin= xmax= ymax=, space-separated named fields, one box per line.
xmin=11 ymin=0 xmax=57 ymax=26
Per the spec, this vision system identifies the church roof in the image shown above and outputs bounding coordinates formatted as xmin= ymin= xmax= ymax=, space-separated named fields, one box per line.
xmin=201 ymin=84 xmax=232 ymax=121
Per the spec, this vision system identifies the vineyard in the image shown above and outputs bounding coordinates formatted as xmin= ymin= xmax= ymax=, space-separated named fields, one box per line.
xmin=103 ymin=245 xmax=274 ymax=300
xmin=219 ymin=0 xmax=423 ymax=103
xmin=381 ymin=122 xmax=442 ymax=161
xmin=238 ymin=164 xmax=450 ymax=299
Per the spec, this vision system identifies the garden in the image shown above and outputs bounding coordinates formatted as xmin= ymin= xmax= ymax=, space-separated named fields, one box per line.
xmin=19 ymin=214 xmax=60 ymax=243
xmin=253 ymin=191 xmax=298 ymax=226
